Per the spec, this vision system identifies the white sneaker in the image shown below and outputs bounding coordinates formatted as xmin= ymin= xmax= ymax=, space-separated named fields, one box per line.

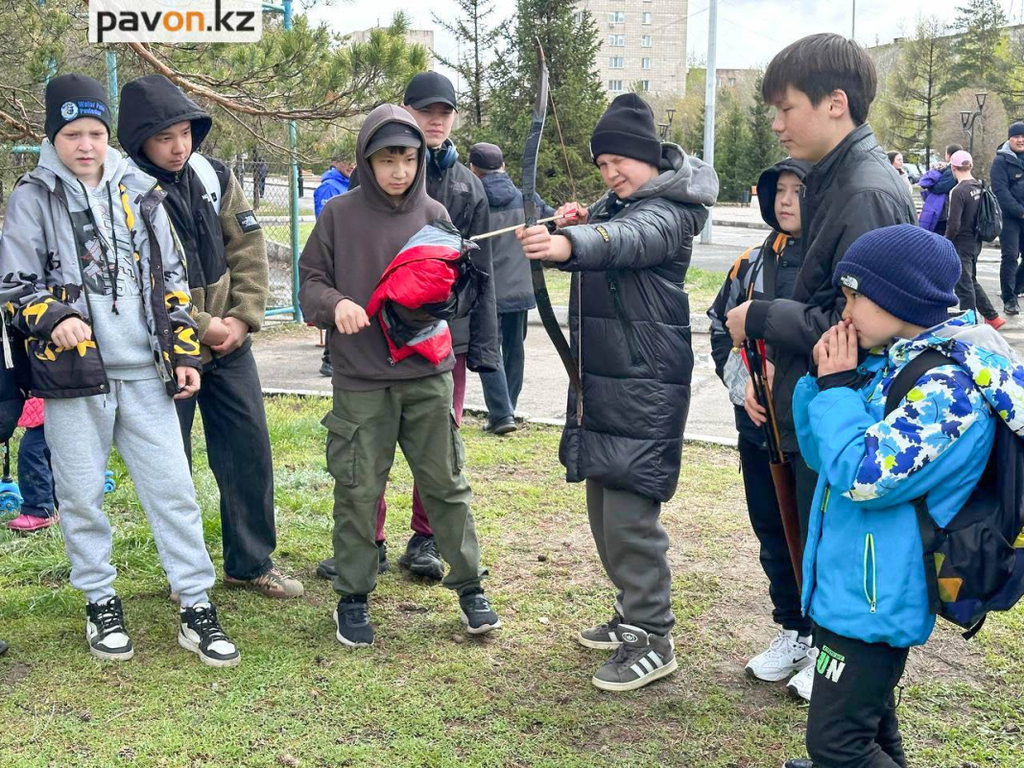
xmin=745 ymin=629 xmax=813 ymax=682
xmin=786 ymin=654 xmax=817 ymax=701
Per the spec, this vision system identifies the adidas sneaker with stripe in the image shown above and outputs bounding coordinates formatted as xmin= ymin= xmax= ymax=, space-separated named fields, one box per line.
xmin=591 ymin=624 xmax=677 ymax=692
xmin=578 ymin=612 xmax=625 ymax=650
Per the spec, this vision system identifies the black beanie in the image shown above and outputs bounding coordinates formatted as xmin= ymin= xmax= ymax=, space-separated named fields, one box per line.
xmin=45 ymin=74 xmax=111 ymax=144
xmin=590 ymin=93 xmax=662 ymax=168
xmin=1009 ymin=121 xmax=1024 ymax=139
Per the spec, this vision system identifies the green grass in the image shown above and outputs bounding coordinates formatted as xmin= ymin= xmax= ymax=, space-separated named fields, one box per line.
xmin=2 ymin=398 xmax=1019 ymax=766
xmin=542 ymin=267 xmax=725 ymax=311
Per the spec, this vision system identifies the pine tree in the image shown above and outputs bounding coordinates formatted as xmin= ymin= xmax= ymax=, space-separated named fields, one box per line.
xmin=745 ymin=72 xmax=783 ymax=182
xmin=716 ymin=99 xmax=749 ymax=202
xmin=948 ymin=0 xmax=1008 ymax=91
xmin=432 ymin=0 xmax=498 ymax=128
xmin=486 ymin=0 xmax=607 ymax=203
xmin=882 ymin=17 xmax=954 ymax=167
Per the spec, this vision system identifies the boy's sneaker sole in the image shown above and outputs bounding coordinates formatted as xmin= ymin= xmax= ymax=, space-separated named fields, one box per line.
xmin=333 ymin=608 xmax=374 ymax=648
xmin=577 ymin=633 xmax=623 ymax=650
xmin=178 ymin=631 xmax=241 ymax=668
xmin=89 ymin=644 xmax=134 ymax=662
xmin=591 ymin=656 xmax=678 ymax=691
xmin=461 ymin=611 xmax=502 ymax=635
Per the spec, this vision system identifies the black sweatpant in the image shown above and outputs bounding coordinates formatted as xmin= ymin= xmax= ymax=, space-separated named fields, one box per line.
xmin=805 ymin=625 xmax=909 ymax=768
xmin=738 ymin=437 xmax=811 ymax=635
xmin=176 ymin=340 xmax=277 ymax=580
xmin=954 ymin=242 xmax=997 ymax=320
xmin=999 ymin=216 xmax=1024 ymax=301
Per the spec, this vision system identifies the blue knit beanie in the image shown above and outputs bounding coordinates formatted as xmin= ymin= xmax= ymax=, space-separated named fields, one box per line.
xmin=833 ymin=225 xmax=961 ymax=328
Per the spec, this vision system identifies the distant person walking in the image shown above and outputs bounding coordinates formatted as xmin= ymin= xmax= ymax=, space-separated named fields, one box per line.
xmin=918 ymin=144 xmax=962 ymax=234
xmin=945 ymin=150 xmax=1004 ymax=329
xmin=991 ymin=121 xmax=1024 ymax=315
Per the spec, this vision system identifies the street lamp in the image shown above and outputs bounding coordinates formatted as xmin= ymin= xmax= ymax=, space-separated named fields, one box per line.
xmin=960 ymin=91 xmax=988 ymax=156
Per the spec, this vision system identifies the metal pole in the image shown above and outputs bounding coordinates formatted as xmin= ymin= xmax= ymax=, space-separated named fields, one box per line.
xmin=700 ymin=0 xmax=717 ymax=245
xmin=852 ymin=0 xmax=856 ymax=39
xmin=106 ymin=50 xmax=119 ymax=125
xmin=284 ymin=0 xmax=302 ymax=322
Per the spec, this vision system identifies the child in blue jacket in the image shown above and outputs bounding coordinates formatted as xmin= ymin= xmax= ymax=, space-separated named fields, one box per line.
xmin=785 ymin=224 xmax=1024 ymax=768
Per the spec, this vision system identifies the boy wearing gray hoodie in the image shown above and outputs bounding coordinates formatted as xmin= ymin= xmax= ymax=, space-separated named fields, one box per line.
xmin=0 ymin=75 xmax=239 ymax=667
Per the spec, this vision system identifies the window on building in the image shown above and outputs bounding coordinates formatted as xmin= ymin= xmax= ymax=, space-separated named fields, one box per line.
xmin=608 ymin=79 xmax=624 ymax=92
xmin=641 ymin=34 xmax=652 ymax=47
xmin=729 ymin=77 xmax=736 ymax=86
xmin=609 ymin=56 xmax=624 ymax=69
xmin=607 ymin=34 xmax=625 ymax=47
xmin=641 ymin=57 xmax=652 ymax=70
xmin=608 ymin=11 xmax=625 ymax=23
xmin=642 ymin=11 xmax=653 ymax=24
xmin=640 ymin=80 xmax=650 ymax=91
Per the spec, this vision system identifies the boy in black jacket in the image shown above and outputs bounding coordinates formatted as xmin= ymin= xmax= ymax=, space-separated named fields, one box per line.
xmin=708 ymin=158 xmax=813 ymax=692
xmin=723 ymin=34 xmax=916 ymax=702
xmin=118 ymin=75 xmax=303 ymax=600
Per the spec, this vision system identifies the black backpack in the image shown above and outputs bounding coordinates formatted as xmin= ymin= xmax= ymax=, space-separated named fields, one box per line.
xmin=975 ymin=181 xmax=1003 ymax=243
xmin=886 ymin=348 xmax=1024 ymax=639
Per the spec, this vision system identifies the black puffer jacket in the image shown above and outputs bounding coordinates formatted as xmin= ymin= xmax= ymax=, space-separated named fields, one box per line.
xmin=744 ymin=123 xmax=916 ymax=451
xmin=556 ymin=144 xmax=718 ymax=502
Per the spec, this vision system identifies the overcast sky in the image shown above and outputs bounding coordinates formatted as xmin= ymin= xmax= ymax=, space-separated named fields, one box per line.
xmin=307 ymin=0 xmax=1023 ymax=71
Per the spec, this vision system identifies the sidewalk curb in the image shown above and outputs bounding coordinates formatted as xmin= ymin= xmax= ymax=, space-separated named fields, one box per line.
xmin=261 ymin=388 xmax=738 ymax=448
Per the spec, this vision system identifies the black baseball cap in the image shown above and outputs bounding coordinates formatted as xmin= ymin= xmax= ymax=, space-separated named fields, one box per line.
xmin=364 ymin=122 xmax=422 ymax=159
xmin=469 ymin=142 xmax=503 ymax=170
xmin=403 ymin=72 xmax=458 ymax=111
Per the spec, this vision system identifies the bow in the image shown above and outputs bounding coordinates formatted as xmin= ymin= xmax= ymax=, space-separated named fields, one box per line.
xmin=524 ymin=38 xmax=583 ymax=424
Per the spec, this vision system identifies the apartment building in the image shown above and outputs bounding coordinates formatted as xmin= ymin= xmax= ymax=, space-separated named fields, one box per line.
xmin=575 ymin=0 xmax=688 ymax=97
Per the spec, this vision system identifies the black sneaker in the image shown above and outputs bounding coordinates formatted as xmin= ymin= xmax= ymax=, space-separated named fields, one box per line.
xmin=178 ymin=602 xmax=241 ymax=667
xmin=783 ymin=760 xmax=814 ymax=768
xmin=319 ymin=354 xmax=332 ymax=377
xmin=485 ymin=416 xmax=517 ymax=436
xmin=1005 ymin=298 xmax=1020 ymax=315
xmin=334 ymin=595 xmax=374 ymax=647
xmin=316 ymin=556 xmax=336 ymax=580
xmin=86 ymin=596 xmax=134 ymax=661
xmin=459 ymin=587 xmax=501 ymax=634
xmin=317 ymin=542 xmax=387 ymax=580
xmin=578 ymin=612 xmax=625 ymax=649
xmin=0 ymin=639 xmax=7 ymax=656
xmin=591 ymin=624 xmax=677 ymax=691
xmin=399 ymin=534 xmax=444 ymax=580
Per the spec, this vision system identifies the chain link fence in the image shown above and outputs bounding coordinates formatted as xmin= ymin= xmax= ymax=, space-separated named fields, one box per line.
xmin=0 ymin=150 xmax=310 ymax=321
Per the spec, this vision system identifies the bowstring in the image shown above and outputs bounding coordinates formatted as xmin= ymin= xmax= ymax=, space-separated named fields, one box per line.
xmin=547 ymin=89 xmax=579 ymax=203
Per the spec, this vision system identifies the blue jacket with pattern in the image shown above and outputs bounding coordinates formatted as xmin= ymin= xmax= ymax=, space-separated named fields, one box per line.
xmin=793 ymin=314 xmax=1024 ymax=647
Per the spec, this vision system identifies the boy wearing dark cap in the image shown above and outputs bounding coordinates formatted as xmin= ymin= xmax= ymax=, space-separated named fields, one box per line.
xmin=518 ymin=93 xmax=719 ymax=691
xmin=991 ymin=121 xmax=1024 ymax=313
xmin=722 ymin=33 xmax=916 ymax=701
xmin=0 ymin=74 xmax=240 ymax=666
xmin=316 ymin=71 xmax=498 ymax=586
xmin=468 ymin=141 xmax=555 ymax=435
xmin=117 ymin=75 xmax=303 ymax=601
xmin=784 ymin=224 xmax=1020 ymax=768
xmin=299 ymin=104 xmax=500 ymax=647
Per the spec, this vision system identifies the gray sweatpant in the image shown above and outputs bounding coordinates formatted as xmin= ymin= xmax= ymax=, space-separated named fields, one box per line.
xmin=586 ymin=479 xmax=675 ymax=637
xmin=45 ymin=377 xmax=215 ymax=607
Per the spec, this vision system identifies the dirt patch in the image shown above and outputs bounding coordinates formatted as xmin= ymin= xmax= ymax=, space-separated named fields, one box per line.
xmin=1 ymin=660 xmax=31 ymax=689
